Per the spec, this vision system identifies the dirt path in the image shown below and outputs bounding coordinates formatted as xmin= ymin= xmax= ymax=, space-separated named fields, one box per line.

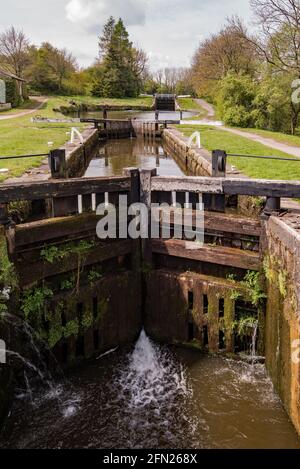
xmin=0 ymin=97 xmax=48 ymax=121
xmin=193 ymin=99 xmax=215 ymax=118
xmin=194 ymin=98 xmax=300 ymax=158
xmin=220 ymin=126 xmax=300 ymax=158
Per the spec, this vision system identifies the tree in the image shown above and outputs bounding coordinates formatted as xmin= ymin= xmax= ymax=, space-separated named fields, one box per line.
xmin=148 ymin=67 xmax=194 ymax=95
xmin=239 ymin=0 xmax=300 ymax=133
xmin=191 ymin=18 xmax=258 ymax=100
xmin=216 ymin=74 xmax=257 ymax=127
xmin=47 ymin=46 xmax=77 ymax=92
xmin=27 ymin=42 xmax=78 ymax=94
xmin=249 ymin=0 xmax=300 ymax=73
xmin=98 ymin=16 xmax=116 ymax=59
xmin=0 ymin=26 xmax=30 ymax=77
xmin=132 ymin=47 xmax=148 ymax=81
xmin=93 ymin=18 xmax=147 ymax=98
xmin=251 ymin=72 xmax=293 ymax=132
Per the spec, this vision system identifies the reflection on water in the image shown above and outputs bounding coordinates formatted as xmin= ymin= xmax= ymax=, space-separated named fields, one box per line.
xmin=85 ymin=138 xmax=186 ymax=177
xmin=1 ymin=332 xmax=300 ymax=449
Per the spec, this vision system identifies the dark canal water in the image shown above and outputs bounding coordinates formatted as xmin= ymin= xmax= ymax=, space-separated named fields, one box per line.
xmin=1 ymin=331 xmax=300 ymax=449
xmin=85 ymin=138 xmax=187 ymax=178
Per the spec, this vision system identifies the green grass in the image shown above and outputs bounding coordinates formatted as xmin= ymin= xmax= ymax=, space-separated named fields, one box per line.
xmin=178 ymin=97 xmax=208 ymax=121
xmin=177 ymin=124 xmax=300 ymax=180
xmin=67 ymin=95 xmax=154 ymax=108
xmin=177 ymin=97 xmax=203 ymax=111
xmin=0 ymin=97 xmax=87 ymax=182
xmin=235 ymin=127 xmax=300 ymax=148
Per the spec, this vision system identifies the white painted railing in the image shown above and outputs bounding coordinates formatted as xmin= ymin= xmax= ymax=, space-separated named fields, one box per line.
xmin=188 ymin=131 xmax=201 ymax=149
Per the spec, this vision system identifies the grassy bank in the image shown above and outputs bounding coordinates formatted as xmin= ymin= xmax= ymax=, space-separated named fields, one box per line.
xmin=177 ymin=98 xmax=208 ymax=121
xmin=66 ymin=95 xmax=154 ymax=108
xmin=177 ymin=97 xmax=202 ymax=110
xmin=177 ymin=124 xmax=300 ymax=180
xmin=0 ymin=97 xmax=87 ymax=182
xmin=234 ymin=127 xmax=300 ymax=148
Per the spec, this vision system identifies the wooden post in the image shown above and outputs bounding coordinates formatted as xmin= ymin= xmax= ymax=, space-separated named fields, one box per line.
xmin=210 ymin=150 xmax=227 ymax=212
xmin=5 ymin=223 xmax=16 ymax=260
xmin=103 ymin=107 xmax=108 ymax=130
xmin=0 ymin=203 xmax=8 ymax=226
xmin=123 ymin=167 xmax=140 ymax=273
xmin=49 ymin=149 xmax=67 ymax=179
xmin=140 ymin=168 xmax=157 ymax=266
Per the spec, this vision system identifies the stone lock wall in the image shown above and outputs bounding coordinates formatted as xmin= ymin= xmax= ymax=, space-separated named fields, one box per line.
xmin=64 ymin=127 xmax=99 ymax=178
xmin=264 ymin=215 xmax=300 ymax=434
xmin=162 ymin=128 xmax=212 ymax=177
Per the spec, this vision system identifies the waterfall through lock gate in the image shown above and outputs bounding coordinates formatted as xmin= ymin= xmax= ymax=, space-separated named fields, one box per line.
xmin=1 ymin=326 xmax=300 ymax=449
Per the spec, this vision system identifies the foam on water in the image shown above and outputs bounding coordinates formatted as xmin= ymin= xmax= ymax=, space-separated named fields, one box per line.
xmin=119 ymin=330 xmax=189 ymax=409
xmin=113 ymin=330 xmax=195 ymax=448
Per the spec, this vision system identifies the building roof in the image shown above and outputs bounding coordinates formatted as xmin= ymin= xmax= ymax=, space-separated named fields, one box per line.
xmin=0 ymin=68 xmax=26 ymax=82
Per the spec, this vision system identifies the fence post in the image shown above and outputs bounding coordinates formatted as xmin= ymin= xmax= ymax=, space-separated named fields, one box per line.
xmin=49 ymin=149 xmax=67 ymax=179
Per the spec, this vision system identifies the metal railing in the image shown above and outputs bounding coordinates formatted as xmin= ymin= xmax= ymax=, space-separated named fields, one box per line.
xmin=227 ymin=152 xmax=300 ymax=162
xmin=0 ymin=153 xmax=49 ymax=161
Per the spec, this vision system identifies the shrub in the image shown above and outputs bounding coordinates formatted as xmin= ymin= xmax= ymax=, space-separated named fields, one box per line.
xmin=5 ymin=80 xmax=22 ymax=107
xmin=216 ymin=74 xmax=257 ymax=127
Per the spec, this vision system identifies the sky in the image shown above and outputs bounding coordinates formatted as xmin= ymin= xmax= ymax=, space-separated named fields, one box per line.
xmin=0 ymin=0 xmax=252 ymax=71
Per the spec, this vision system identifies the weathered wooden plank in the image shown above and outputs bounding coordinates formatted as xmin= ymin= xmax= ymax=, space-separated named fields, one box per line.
xmin=81 ymin=118 xmax=133 ymax=123
xmin=0 ymin=176 xmax=130 ymax=203
xmin=152 ymin=209 xmax=261 ymax=236
xmin=151 ymin=176 xmax=300 ymax=198
xmin=151 ymin=176 xmax=224 ymax=194
xmin=222 ymin=179 xmax=300 ymax=197
xmin=203 ymin=211 xmax=261 ymax=236
xmin=17 ymin=239 xmax=133 ymax=287
xmin=152 ymin=239 xmax=261 ymax=271
xmin=15 ymin=213 xmax=102 ymax=248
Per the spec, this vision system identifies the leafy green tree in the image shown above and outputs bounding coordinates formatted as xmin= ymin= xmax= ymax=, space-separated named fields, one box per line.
xmin=93 ymin=18 xmax=146 ymax=98
xmin=98 ymin=16 xmax=116 ymax=59
xmin=216 ymin=74 xmax=257 ymax=127
xmin=251 ymin=72 xmax=292 ymax=133
xmin=27 ymin=42 xmax=78 ymax=94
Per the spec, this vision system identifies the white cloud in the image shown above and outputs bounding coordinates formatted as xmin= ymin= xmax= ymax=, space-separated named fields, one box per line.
xmin=65 ymin=0 xmax=146 ymax=33
xmin=0 ymin=0 xmax=253 ymax=70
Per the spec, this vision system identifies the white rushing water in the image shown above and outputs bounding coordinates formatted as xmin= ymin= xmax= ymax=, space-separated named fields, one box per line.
xmin=119 ymin=330 xmax=189 ymax=409
xmin=112 ymin=330 xmax=195 ymax=448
